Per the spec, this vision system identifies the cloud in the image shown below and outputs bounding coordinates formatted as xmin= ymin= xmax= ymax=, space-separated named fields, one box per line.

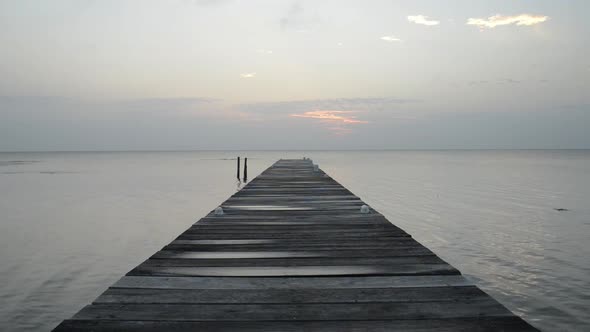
xmin=118 ymin=97 xmax=219 ymax=108
xmin=218 ymin=97 xmax=420 ymax=130
xmin=467 ymin=14 xmax=549 ymax=29
xmin=380 ymin=36 xmax=402 ymax=42
xmin=290 ymin=110 xmax=368 ymax=124
xmin=237 ymin=97 xmax=417 ymax=115
xmin=0 ymin=96 xmax=236 ymax=151
xmin=408 ymin=15 xmax=440 ymax=26
xmin=326 ymin=126 xmax=353 ymax=136
xmin=467 ymin=78 xmax=523 ymax=86
xmin=240 ymin=72 xmax=256 ymax=78
xmin=289 ymin=110 xmax=369 ymax=135
xmin=280 ymin=1 xmax=319 ymax=30
xmin=280 ymin=2 xmax=303 ymax=29
xmin=500 ymin=78 xmax=521 ymax=84
xmin=256 ymin=49 xmax=273 ymax=54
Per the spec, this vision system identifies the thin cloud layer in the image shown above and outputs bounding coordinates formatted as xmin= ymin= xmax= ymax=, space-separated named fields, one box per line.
xmin=240 ymin=72 xmax=256 ymax=78
xmin=290 ymin=110 xmax=368 ymax=124
xmin=408 ymin=15 xmax=440 ymax=26
xmin=237 ymin=97 xmax=416 ymax=115
xmin=289 ymin=110 xmax=369 ymax=135
xmin=380 ymin=36 xmax=402 ymax=42
xmin=467 ymin=14 xmax=549 ymax=29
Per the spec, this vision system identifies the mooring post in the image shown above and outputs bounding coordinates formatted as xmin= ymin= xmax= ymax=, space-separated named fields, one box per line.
xmin=243 ymin=157 xmax=248 ymax=182
xmin=237 ymin=156 xmax=240 ymax=179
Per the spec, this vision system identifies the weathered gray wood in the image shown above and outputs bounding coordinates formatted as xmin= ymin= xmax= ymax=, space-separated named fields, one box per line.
xmin=53 ymin=159 xmax=538 ymax=332
xmin=95 ymin=286 xmax=485 ymax=304
xmin=71 ymin=298 xmax=512 ymax=321
xmin=169 ymin=238 xmax=418 ymax=245
xmin=169 ymin=237 xmax=419 ymax=245
xmin=195 ymin=220 xmax=393 ymax=226
xmin=177 ymin=230 xmax=410 ymax=239
xmin=128 ymin=264 xmax=460 ymax=277
xmin=54 ymin=317 xmax=539 ymax=332
xmin=154 ymin=247 xmax=434 ymax=258
xmin=190 ymin=223 xmax=398 ymax=230
xmin=140 ymin=256 xmax=446 ymax=267
xmin=112 ymin=275 xmax=475 ymax=289
xmin=182 ymin=230 xmax=406 ymax=236
xmin=197 ymin=214 xmax=390 ymax=221
xmin=164 ymin=243 xmax=432 ymax=252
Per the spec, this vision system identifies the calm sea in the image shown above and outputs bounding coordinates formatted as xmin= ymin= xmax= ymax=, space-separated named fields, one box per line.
xmin=0 ymin=150 xmax=589 ymax=331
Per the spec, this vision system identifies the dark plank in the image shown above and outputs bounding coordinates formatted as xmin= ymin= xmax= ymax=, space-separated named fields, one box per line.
xmin=95 ymin=286 xmax=486 ymax=304
xmin=112 ymin=275 xmax=475 ymax=289
xmin=128 ymin=264 xmax=460 ymax=277
xmin=139 ymin=256 xmax=446 ymax=267
xmin=189 ymin=223 xmax=399 ymax=230
xmin=175 ymin=232 xmax=411 ymax=240
xmin=157 ymin=247 xmax=432 ymax=256
xmin=163 ymin=244 xmax=432 ymax=252
xmin=71 ymin=298 xmax=513 ymax=321
xmin=54 ymin=317 xmax=539 ymax=332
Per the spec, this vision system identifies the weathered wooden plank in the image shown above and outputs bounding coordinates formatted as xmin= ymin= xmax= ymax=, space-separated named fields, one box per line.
xmin=169 ymin=238 xmax=418 ymax=245
xmin=71 ymin=298 xmax=513 ymax=321
xmin=112 ymin=275 xmax=475 ymax=289
xmin=54 ymin=317 xmax=539 ymax=332
xmin=194 ymin=220 xmax=394 ymax=226
xmin=169 ymin=238 xmax=417 ymax=245
xmin=209 ymin=210 xmax=377 ymax=216
xmin=221 ymin=201 xmax=365 ymax=207
xmin=95 ymin=286 xmax=486 ymax=304
xmin=187 ymin=227 xmax=400 ymax=234
xmin=182 ymin=227 xmax=406 ymax=234
xmin=223 ymin=195 xmax=361 ymax=200
xmin=207 ymin=204 xmax=371 ymax=210
xmin=195 ymin=219 xmax=396 ymax=226
xmin=128 ymin=264 xmax=460 ymax=277
xmin=139 ymin=256 xmax=446 ymax=267
xmin=176 ymin=233 xmax=411 ymax=240
xmin=198 ymin=214 xmax=390 ymax=221
xmin=189 ymin=223 xmax=398 ymax=230
xmin=155 ymin=248 xmax=434 ymax=258
xmin=164 ymin=243 xmax=431 ymax=252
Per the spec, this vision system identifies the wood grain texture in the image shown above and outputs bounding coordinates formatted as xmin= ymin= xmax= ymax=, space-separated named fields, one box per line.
xmin=53 ymin=159 xmax=538 ymax=331
xmin=55 ymin=317 xmax=539 ymax=332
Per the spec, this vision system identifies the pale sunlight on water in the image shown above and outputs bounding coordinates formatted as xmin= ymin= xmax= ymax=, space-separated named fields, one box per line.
xmin=0 ymin=150 xmax=589 ymax=331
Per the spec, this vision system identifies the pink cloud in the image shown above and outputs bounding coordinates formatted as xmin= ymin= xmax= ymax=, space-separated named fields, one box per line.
xmin=289 ymin=110 xmax=368 ymax=135
xmin=289 ymin=110 xmax=368 ymax=124
xmin=467 ymin=14 xmax=549 ymax=29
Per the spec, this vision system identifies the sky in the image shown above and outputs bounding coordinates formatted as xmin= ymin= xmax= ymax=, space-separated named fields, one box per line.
xmin=0 ymin=0 xmax=589 ymax=151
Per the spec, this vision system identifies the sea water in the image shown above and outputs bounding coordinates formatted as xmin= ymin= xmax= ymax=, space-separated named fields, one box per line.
xmin=0 ymin=150 xmax=588 ymax=331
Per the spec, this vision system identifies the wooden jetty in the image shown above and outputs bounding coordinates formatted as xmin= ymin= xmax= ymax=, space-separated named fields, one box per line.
xmin=54 ymin=159 xmax=538 ymax=331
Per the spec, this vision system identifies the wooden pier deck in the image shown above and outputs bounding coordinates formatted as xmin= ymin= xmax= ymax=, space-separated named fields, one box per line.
xmin=54 ymin=159 xmax=538 ymax=331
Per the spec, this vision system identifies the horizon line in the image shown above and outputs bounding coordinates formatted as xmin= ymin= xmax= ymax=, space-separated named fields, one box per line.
xmin=1 ymin=148 xmax=589 ymax=153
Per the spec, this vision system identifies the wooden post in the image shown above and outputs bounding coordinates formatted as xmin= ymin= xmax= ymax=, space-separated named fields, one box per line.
xmin=243 ymin=157 xmax=248 ymax=182
xmin=237 ymin=157 xmax=240 ymax=179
